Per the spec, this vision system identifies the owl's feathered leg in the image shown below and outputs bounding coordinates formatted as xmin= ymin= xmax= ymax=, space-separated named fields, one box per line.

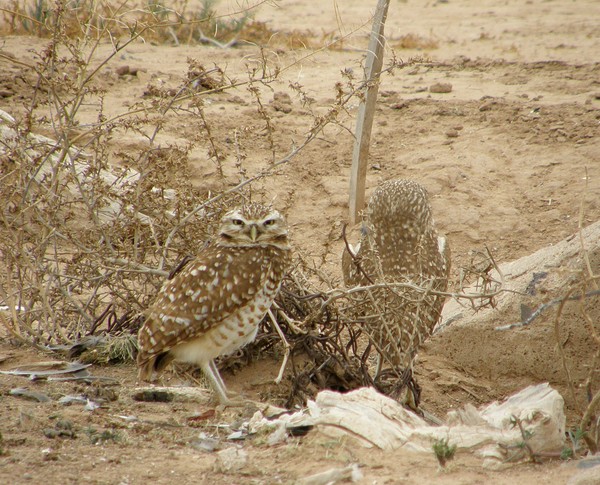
xmin=208 ymin=360 xmax=227 ymax=395
xmin=201 ymin=360 xmax=242 ymax=406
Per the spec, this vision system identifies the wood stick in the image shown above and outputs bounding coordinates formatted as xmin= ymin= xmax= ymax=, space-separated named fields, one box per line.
xmin=348 ymin=0 xmax=391 ymax=224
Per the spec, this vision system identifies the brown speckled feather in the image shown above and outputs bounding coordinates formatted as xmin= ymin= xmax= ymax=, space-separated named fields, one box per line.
xmin=137 ymin=244 xmax=289 ymax=366
xmin=342 ymin=179 xmax=450 ymax=371
xmin=136 ymin=203 xmax=291 ymax=403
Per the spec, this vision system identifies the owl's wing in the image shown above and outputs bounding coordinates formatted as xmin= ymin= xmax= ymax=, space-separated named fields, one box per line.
xmin=138 ymin=245 xmax=270 ymax=361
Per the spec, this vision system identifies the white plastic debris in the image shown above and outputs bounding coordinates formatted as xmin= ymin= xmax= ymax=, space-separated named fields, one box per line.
xmin=84 ymin=399 xmax=101 ymax=411
xmin=246 ymin=405 xmax=312 ymax=447
xmin=248 ymin=383 xmax=565 ymax=468
xmin=58 ymin=395 xmax=88 ymax=406
xmin=266 ymin=422 xmax=288 ymax=447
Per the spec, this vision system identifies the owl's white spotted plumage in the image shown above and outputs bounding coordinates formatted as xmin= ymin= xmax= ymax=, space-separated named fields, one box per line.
xmin=137 ymin=203 xmax=291 ymax=404
xmin=342 ymin=179 xmax=450 ymax=375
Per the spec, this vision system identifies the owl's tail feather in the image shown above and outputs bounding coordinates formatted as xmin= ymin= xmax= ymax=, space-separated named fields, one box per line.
xmin=137 ymin=351 xmax=173 ymax=382
xmin=137 ymin=353 xmax=154 ymax=382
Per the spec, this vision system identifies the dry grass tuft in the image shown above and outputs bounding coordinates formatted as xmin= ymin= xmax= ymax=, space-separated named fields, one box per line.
xmin=0 ymin=0 xmax=316 ymax=49
xmin=392 ymin=33 xmax=439 ymax=50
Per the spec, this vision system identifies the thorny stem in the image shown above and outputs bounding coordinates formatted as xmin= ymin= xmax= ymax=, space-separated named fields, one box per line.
xmin=159 ymin=59 xmax=407 ymax=267
xmin=553 ymin=288 xmax=580 ymax=414
xmin=510 ymin=415 xmax=541 ymax=464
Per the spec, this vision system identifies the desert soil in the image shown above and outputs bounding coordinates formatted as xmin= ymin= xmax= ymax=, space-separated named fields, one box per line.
xmin=1 ymin=0 xmax=600 ymax=483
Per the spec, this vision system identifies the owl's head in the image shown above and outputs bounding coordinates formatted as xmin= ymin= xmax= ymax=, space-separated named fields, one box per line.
xmin=218 ymin=203 xmax=290 ymax=249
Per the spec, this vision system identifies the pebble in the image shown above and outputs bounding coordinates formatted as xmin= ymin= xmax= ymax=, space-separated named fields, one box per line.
xmin=214 ymin=447 xmax=248 ymax=473
xmin=115 ymin=65 xmax=139 ymax=76
xmin=479 ymin=101 xmax=496 ymax=111
xmin=429 ymin=82 xmax=453 ymax=93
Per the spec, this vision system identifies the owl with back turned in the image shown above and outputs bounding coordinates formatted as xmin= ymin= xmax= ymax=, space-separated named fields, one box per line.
xmin=342 ymin=179 xmax=450 ymax=377
xmin=137 ymin=202 xmax=291 ymax=405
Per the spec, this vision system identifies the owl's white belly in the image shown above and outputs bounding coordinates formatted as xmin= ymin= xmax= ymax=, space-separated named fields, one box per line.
xmin=170 ymin=291 xmax=272 ymax=365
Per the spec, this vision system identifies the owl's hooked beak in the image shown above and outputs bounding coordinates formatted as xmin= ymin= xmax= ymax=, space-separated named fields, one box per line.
xmin=249 ymin=224 xmax=259 ymax=242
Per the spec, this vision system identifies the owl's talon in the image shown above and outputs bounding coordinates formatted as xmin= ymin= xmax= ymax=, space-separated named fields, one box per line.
xmin=217 ymin=396 xmax=247 ymax=409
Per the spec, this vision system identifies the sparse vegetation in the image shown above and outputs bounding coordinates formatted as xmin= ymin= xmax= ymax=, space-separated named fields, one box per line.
xmin=84 ymin=427 xmax=122 ymax=444
xmin=0 ymin=0 xmax=319 ymax=48
xmin=392 ymin=33 xmax=439 ymax=50
xmin=0 ymin=1 xmax=599 ymax=483
xmin=432 ymin=437 xmax=456 ymax=467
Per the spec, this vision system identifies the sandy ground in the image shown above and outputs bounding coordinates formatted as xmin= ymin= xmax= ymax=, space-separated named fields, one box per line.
xmin=1 ymin=0 xmax=600 ymax=483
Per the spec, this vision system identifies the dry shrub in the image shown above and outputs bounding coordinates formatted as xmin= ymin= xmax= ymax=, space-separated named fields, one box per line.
xmin=0 ymin=1 xmax=276 ymax=347
xmin=0 ymin=105 xmax=244 ymax=345
xmin=392 ymin=33 xmax=439 ymax=50
xmin=0 ymin=0 xmax=316 ymax=49
xmin=239 ymin=21 xmax=314 ymax=50
xmin=0 ymin=0 xmax=412 ymax=351
xmin=1 ymin=0 xmax=248 ymax=42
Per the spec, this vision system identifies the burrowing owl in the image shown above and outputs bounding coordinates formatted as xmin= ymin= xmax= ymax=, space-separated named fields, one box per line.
xmin=342 ymin=179 xmax=450 ymax=376
xmin=137 ymin=203 xmax=291 ymax=404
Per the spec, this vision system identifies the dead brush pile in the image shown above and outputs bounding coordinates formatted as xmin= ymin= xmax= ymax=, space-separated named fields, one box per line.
xmin=0 ymin=1 xmax=286 ymax=353
xmin=0 ymin=0 xmax=494 ymax=413
xmin=0 ymin=0 xmax=422 ymax=402
xmin=213 ymin=245 xmax=502 ymax=409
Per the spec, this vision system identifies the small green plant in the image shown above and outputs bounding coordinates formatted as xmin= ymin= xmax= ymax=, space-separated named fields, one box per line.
xmin=432 ymin=437 xmax=456 ymax=467
xmin=84 ymin=427 xmax=122 ymax=445
xmin=563 ymin=427 xmax=586 ymax=459
xmin=560 ymin=446 xmax=573 ymax=460
xmin=509 ymin=414 xmax=542 ymax=463
xmin=106 ymin=334 xmax=139 ymax=363
xmin=25 ymin=0 xmax=49 ymax=34
xmin=146 ymin=0 xmax=171 ymax=21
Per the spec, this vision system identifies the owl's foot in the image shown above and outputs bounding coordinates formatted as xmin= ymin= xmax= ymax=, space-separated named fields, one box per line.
xmin=202 ymin=360 xmax=247 ymax=407
xmin=217 ymin=395 xmax=247 ymax=408
xmin=216 ymin=388 xmax=245 ymax=407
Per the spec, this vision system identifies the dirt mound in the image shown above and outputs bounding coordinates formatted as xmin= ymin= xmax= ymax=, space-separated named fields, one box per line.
xmin=427 ymin=221 xmax=600 ymax=421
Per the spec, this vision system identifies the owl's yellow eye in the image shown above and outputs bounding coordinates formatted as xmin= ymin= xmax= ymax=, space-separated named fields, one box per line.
xmin=232 ymin=219 xmax=244 ymax=226
xmin=263 ymin=219 xmax=276 ymax=226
